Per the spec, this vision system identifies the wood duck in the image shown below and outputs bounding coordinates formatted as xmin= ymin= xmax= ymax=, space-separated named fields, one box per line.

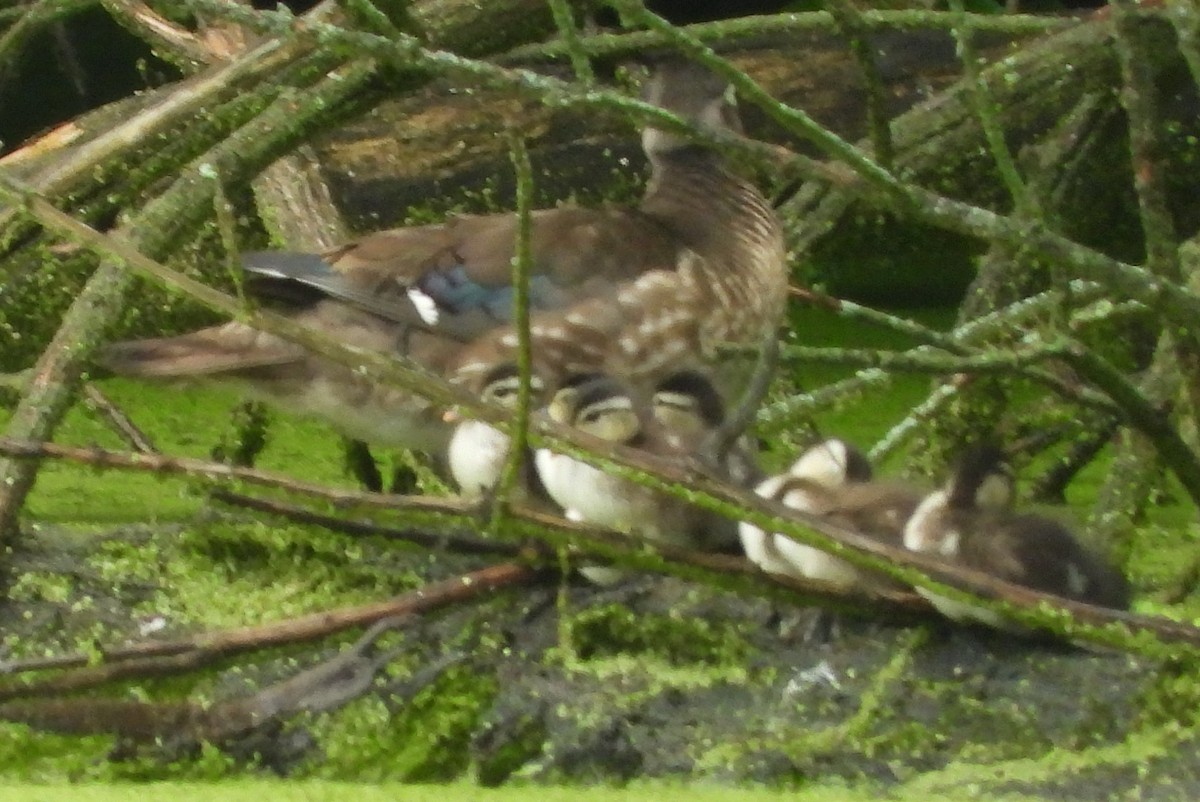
xmin=447 ymin=63 xmax=787 ymax=405
xmin=100 ymin=60 xmax=784 ymax=453
xmin=903 ymin=445 xmax=1131 ymax=627
xmin=738 ymin=439 xmax=922 ymax=593
xmin=534 ymin=374 xmax=741 ymax=583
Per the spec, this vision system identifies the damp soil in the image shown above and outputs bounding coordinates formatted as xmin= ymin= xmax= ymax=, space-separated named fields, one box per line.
xmin=0 ymin=511 xmax=1189 ymax=799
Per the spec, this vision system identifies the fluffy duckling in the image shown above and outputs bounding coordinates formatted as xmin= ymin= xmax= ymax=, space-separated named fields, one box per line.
xmin=650 ymin=370 xmax=760 ymax=487
xmin=903 ymin=445 xmax=1130 ymax=627
xmin=535 ymin=374 xmax=739 ymax=582
xmin=446 ymin=363 xmax=549 ymax=498
xmin=739 ymin=439 xmax=921 ymax=593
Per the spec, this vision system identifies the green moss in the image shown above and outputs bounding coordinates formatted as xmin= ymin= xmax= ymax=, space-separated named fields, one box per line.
xmin=565 ymin=603 xmax=751 ymax=669
xmin=311 ymin=664 xmax=498 ymax=782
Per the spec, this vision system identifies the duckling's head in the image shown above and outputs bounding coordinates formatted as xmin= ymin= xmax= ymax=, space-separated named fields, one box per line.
xmin=639 ymin=59 xmax=741 ymax=158
xmin=477 ymin=363 xmax=548 ymax=410
xmin=652 ymin=370 xmax=725 ymax=437
xmin=547 ymin=376 xmax=645 ymax=446
xmin=945 ymin=445 xmax=1015 ymax=511
xmin=904 ymin=444 xmax=1013 ymax=557
xmin=786 ymin=439 xmax=873 ymax=490
xmin=444 ymin=362 xmax=549 ymax=425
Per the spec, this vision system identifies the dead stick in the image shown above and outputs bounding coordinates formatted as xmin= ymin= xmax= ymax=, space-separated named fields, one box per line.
xmin=81 ymin=385 xmax=159 ymax=454
xmin=0 ymin=562 xmax=541 ymax=698
xmin=209 ymin=488 xmax=523 ymax=558
xmin=0 ymin=436 xmax=468 ymax=513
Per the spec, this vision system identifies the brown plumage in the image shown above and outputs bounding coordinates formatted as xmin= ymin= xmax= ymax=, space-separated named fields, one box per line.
xmin=904 ymin=446 xmax=1130 ymax=627
xmin=739 ymin=439 xmax=922 ymax=593
xmin=101 ymin=61 xmax=785 ymax=453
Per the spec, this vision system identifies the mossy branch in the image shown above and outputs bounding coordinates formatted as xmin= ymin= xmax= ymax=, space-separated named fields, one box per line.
xmin=491 ymin=132 xmax=536 ymax=517
xmin=0 ymin=59 xmax=379 ymax=543
xmin=778 ymin=340 xmax=1064 ymax=378
xmin=1060 ymin=343 xmax=1200 ymax=507
xmin=947 ymin=0 xmax=1037 ymax=218
xmin=761 ymin=281 xmax=1117 ymax=431
xmin=823 ymin=0 xmax=894 ymax=168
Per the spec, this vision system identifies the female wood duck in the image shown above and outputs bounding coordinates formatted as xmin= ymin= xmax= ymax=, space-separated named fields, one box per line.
xmin=534 ymin=373 xmax=742 ymax=583
xmin=100 ymin=60 xmax=785 ymax=455
xmin=739 ymin=439 xmax=922 ymax=593
xmin=903 ymin=445 xmax=1131 ymax=627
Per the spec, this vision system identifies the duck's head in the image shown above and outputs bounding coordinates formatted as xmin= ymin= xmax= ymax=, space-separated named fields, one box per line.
xmin=945 ymin=444 xmax=1015 ymax=511
xmin=547 ymin=375 xmax=646 ymax=446
xmin=639 ymin=59 xmax=741 ymax=159
xmin=651 ymin=370 xmax=725 ymax=437
xmin=444 ymin=362 xmax=549 ymax=425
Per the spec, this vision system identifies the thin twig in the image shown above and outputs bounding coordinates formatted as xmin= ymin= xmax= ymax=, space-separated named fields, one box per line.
xmin=1060 ymin=343 xmax=1200 ymax=507
xmin=870 ymin=381 xmax=962 ymax=463
xmin=491 ymin=133 xmax=536 ymax=519
xmin=80 ymin=385 xmax=158 ymax=453
xmin=948 ymin=0 xmax=1038 ymax=217
xmin=210 ymin=489 xmax=524 ymax=558
xmin=709 ymin=323 xmax=779 ymax=462
xmin=500 ymin=9 xmax=1076 ymax=63
xmin=824 ymin=0 xmax=894 ymax=168
xmin=778 ymin=338 xmax=1069 ymax=375
xmin=546 ymin=0 xmax=594 ymax=83
xmin=1110 ymin=0 xmax=1181 ymax=283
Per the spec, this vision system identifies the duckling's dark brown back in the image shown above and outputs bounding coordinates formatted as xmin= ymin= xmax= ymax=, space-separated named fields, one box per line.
xmin=961 ymin=511 xmax=1130 ymax=610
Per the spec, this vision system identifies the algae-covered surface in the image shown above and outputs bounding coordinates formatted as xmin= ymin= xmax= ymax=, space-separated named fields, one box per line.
xmin=1 ymin=310 xmax=1199 ymax=799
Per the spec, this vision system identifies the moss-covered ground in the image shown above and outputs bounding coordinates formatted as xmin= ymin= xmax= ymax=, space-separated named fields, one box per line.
xmin=1 ymin=308 xmax=1198 ymax=798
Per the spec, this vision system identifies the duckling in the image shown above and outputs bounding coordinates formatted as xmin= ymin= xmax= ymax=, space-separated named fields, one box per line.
xmin=445 ymin=363 xmax=549 ymax=498
xmin=650 ymin=370 xmax=760 ymax=487
xmin=739 ymin=439 xmax=921 ymax=593
xmin=903 ymin=445 xmax=1130 ymax=627
xmin=534 ymin=374 xmax=739 ymax=583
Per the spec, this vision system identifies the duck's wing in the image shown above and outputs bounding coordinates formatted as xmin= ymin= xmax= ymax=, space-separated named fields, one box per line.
xmin=243 ymin=207 xmax=682 ymax=344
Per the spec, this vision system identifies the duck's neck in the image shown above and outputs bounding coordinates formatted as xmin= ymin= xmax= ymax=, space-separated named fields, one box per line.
xmin=638 ymin=147 xmax=779 ymax=259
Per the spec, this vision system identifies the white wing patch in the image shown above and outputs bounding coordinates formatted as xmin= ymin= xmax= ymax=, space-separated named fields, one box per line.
xmin=407 ymin=287 xmax=440 ymax=325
